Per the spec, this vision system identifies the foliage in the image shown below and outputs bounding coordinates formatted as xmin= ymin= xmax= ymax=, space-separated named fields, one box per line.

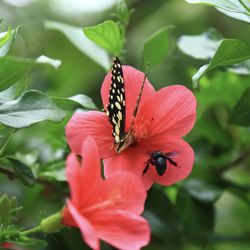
xmin=0 ymin=0 xmax=250 ymax=249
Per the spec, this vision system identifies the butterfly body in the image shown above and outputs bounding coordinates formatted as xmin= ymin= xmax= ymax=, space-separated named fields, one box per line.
xmin=106 ymin=57 xmax=126 ymax=147
xmin=106 ymin=57 xmax=147 ymax=153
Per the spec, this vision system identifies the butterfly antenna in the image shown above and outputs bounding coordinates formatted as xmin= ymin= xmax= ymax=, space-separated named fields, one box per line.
xmin=132 ymin=62 xmax=150 ymax=119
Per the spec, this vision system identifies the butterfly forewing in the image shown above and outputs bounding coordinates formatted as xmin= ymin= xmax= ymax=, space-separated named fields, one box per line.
xmin=106 ymin=57 xmax=126 ymax=144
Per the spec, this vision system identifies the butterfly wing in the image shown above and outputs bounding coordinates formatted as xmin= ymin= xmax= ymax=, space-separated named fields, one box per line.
xmin=106 ymin=57 xmax=126 ymax=144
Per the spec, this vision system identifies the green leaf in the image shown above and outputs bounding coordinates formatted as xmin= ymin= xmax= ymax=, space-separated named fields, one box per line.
xmin=0 ymin=27 xmax=11 ymax=48
xmin=0 ymin=56 xmax=61 ymax=92
xmin=0 ymin=81 xmax=28 ymax=103
xmin=183 ymin=179 xmax=223 ymax=203
xmin=44 ymin=20 xmax=110 ymax=70
xmin=192 ymin=39 xmax=250 ymax=88
xmin=38 ymin=161 xmax=65 ymax=181
xmin=0 ymin=124 xmax=14 ymax=150
xmin=176 ymin=188 xmax=215 ymax=245
xmin=7 ymin=158 xmax=35 ymax=187
xmin=143 ymin=26 xmax=172 ymax=67
xmin=14 ymin=237 xmax=47 ymax=248
xmin=53 ymin=94 xmax=97 ymax=110
xmin=35 ymin=55 xmax=61 ymax=69
xmin=116 ymin=0 xmax=133 ymax=26
xmin=83 ymin=20 xmax=123 ymax=56
xmin=0 ymin=57 xmax=32 ymax=92
xmin=227 ymin=59 xmax=250 ymax=75
xmin=195 ymin=71 xmax=250 ymax=119
xmin=144 ymin=187 xmax=183 ymax=249
xmin=0 ymin=90 xmax=67 ymax=128
xmin=178 ymin=28 xmax=223 ymax=60
xmin=0 ymin=26 xmax=20 ymax=56
xmin=0 ymin=195 xmax=17 ymax=225
xmin=185 ymin=0 xmax=250 ymax=23
xmin=230 ymin=87 xmax=250 ymax=126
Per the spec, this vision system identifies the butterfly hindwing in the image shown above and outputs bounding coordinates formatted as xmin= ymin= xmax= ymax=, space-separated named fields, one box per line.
xmin=107 ymin=57 xmax=126 ymax=144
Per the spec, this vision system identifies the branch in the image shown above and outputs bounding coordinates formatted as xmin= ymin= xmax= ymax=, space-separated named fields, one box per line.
xmin=0 ymin=164 xmax=54 ymax=187
xmin=0 ymin=164 xmax=16 ymax=179
xmin=218 ymin=149 xmax=250 ymax=174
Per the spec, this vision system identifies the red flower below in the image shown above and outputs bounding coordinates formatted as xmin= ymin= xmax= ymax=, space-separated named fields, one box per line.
xmin=0 ymin=243 xmax=15 ymax=249
xmin=66 ymin=65 xmax=196 ymax=189
xmin=62 ymin=137 xmax=150 ymax=250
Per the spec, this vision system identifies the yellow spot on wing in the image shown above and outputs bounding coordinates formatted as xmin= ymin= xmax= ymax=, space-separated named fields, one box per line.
xmin=115 ymin=125 xmax=120 ymax=135
xmin=117 ymin=111 xmax=122 ymax=120
xmin=115 ymin=102 xmax=121 ymax=110
xmin=115 ymin=135 xmax=120 ymax=143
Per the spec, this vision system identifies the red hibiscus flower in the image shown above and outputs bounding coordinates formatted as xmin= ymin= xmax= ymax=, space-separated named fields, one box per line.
xmin=66 ymin=64 xmax=196 ymax=189
xmin=62 ymin=137 xmax=150 ymax=250
xmin=0 ymin=243 xmax=14 ymax=249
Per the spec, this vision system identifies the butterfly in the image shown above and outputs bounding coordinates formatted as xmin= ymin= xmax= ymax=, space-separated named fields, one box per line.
xmin=106 ymin=57 xmax=148 ymax=153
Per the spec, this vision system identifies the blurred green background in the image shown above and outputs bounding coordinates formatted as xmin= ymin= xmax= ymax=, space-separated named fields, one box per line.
xmin=0 ymin=0 xmax=250 ymax=249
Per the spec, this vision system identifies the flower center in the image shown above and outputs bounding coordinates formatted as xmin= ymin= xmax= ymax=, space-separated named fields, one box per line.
xmin=133 ymin=116 xmax=150 ymax=141
xmin=81 ymin=188 xmax=123 ymax=214
xmin=115 ymin=116 xmax=151 ymax=153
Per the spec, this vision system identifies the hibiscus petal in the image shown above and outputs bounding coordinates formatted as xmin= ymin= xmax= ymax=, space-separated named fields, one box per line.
xmin=104 ymin=136 xmax=194 ymax=189
xmin=79 ymin=137 xmax=104 ymax=207
xmin=139 ymin=85 xmax=196 ymax=137
xmin=101 ymin=65 xmax=155 ymax=130
xmin=104 ymin=145 xmax=147 ymax=180
xmin=141 ymin=135 xmax=195 ymax=188
xmin=92 ymin=210 xmax=150 ymax=250
xmin=66 ymin=153 xmax=81 ymax=206
xmin=66 ymin=111 xmax=115 ymax=158
xmin=99 ymin=172 xmax=146 ymax=215
xmin=65 ymin=200 xmax=100 ymax=250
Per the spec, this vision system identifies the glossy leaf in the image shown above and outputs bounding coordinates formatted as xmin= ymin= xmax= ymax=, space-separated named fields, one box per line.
xmin=192 ymin=39 xmax=250 ymax=88
xmin=35 ymin=55 xmax=61 ymax=69
xmin=0 ymin=81 xmax=28 ymax=102
xmin=38 ymin=161 xmax=65 ymax=181
xmin=0 ymin=27 xmax=11 ymax=48
xmin=116 ymin=0 xmax=133 ymax=26
xmin=176 ymin=188 xmax=215 ymax=245
xmin=83 ymin=20 xmax=123 ymax=56
xmin=230 ymin=87 xmax=250 ymax=126
xmin=53 ymin=94 xmax=97 ymax=110
xmin=44 ymin=20 xmax=110 ymax=70
xmin=144 ymin=187 xmax=183 ymax=249
xmin=178 ymin=28 xmax=223 ymax=60
xmin=0 ymin=56 xmax=62 ymax=92
xmin=0 ymin=26 xmax=20 ymax=56
xmin=185 ymin=0 xmax=250 ymax=23
xmin=0 ymin=90 xmax=67 ymax=128
xmin=7 ymin=157 xmax=35 ymax=187
xmin=0 ymin=124 xmax=14 ymax=151
xmin=0 ymin=57 xmax=32 ymax=92
xmin=183 ymin=179 xmax=223 ymax=203
xmin=0 ymin=194 xmax=17 ymax=224
xmin=195 ymin=71 xmax=250 ymax=119
xmin=143 ymin=26 xmax=172 ymax=67
xmin=228 ymin=59 xmax=250 ymax=75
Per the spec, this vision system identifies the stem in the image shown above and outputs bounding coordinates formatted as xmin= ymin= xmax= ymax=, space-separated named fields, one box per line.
xmin=218 ymin=149 xmax=250 ymax=174
xmin=239 ymin=0 xmax=250 ymax=13
xmin=0 ymin=164 xmax=55 ymax=188
xmin=0 ymin=165 xmax=15 ymax=179
xmin=20 ymin=226 xmax=41 ymax=236
xmin=208 ymin=233 xmax=250 ymax=243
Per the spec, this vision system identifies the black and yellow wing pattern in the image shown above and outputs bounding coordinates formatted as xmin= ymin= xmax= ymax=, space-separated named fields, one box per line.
xmin=106 ymin=57 xmax=126 ymax=144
